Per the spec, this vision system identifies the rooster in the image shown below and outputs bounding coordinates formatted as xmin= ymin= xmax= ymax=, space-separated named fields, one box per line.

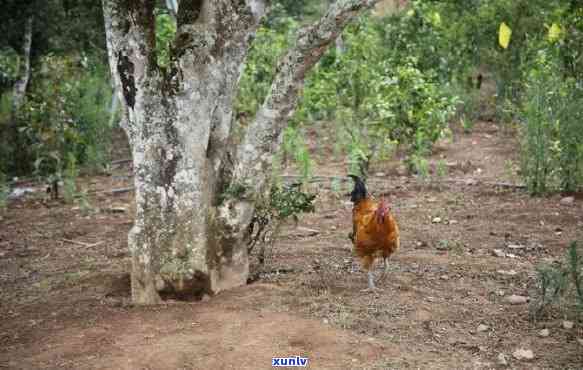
xmin=349 ymin=175 xmax=400 ymax=291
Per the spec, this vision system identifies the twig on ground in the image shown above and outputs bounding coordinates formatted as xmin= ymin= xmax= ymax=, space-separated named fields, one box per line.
xmin=62 ymin=239 xmax=104 ymax=248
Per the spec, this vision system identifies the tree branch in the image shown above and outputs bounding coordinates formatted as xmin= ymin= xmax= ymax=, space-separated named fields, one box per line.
xmin=233 ymin=0 xmax=379 ymax=191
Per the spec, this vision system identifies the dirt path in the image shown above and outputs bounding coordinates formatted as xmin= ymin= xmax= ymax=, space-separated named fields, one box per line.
xmin=4 ymin=284 xmax=388 ymax=370
xmin=1 ymin=122 xmax=582 ymax=369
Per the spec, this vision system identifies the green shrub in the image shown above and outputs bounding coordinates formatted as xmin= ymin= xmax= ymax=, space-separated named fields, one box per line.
xmin=556 ymin=82 xmax=583 ymax=192
xmin=519 ymin=48 xmax=583 ymax=194
xmin=16 ymin=54 xmax=113 ymax=181
xmin=247 ymin=183 xmax=316 ymax=265
xmin=235 ymin=23 xmax=295 ymax=119
xmin=0 ymin=172 xmax=8 ymax=210
xmin=300 ymin=15 xmax=458 ymax=174
xmin=531 ymin=242 xmax=583 ymax=319
xmin=63 ymin=152 xmax=79 ymax=204
xmin=519 ymin=52 xmax=560 ymax=194
xmin=0 ymin=47 xmax=19 ymax=90
xmin=281 ymin=125 xmax=314 ymax=184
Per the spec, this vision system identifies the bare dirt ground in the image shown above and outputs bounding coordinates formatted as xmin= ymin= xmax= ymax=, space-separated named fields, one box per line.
xmin=1 ymin=121 xmax=582 ymax=369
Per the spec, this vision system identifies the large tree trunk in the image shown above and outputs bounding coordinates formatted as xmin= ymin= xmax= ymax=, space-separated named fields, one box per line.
xmin=103 ymin=0 xmax=378 ymax=304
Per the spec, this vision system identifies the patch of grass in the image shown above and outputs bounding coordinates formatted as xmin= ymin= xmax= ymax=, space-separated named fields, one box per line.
xmin=436 ymin=159 xmax=447 ymax=179
xmin=408 ymin=154 xmax=430 ymax=182
xmin=450 ymin=241 xmax=465 ymax=256
xmin=436 ymin=239 xmax=450 ymax=251
xmin=436 ymin=239 xmax=465 ymax=255
xmin=63 ymin=153 xmax=79 ymax=204
xmin=36 ymin=278 xmax=53 ymax=292
xmin=504 ymin=159 xmax=516 ymax=181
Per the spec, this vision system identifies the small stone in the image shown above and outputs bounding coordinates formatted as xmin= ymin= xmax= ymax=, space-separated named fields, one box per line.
xmin=563 ymin=320 xmax=574 ymax=329
xmin=440 ymin=275 xmax=449 ymax=280
xmin=323 ymin=318 xmax=329 ymax=325
xmin=577 ymin=338 xmax=583 ymax=346
xmin=538 ymin=328 xmax=550 ymax=337
xmin=201 ymin=294 xmax=211 ymax=302
xmin=504 ymin=295 xmax=529 ymax=305
xmin=497 ymin=353 xmax=508 ymax=366
xmin=506 ymin=253 xmax=518 ymax=259
xmin=432 ymin=217 xmax=442 ymax=224
xmin=512 ymin=348 xmax=534 ymax=360
xmin=507 ymin=244 xmax=525 ymax=250
xmin=427 ymin=197 xmax=437 ymax=203
xmin=415 ymin=241 xmax=428 ymax=249
xmin=492 ymin=249 xmax=506 ymax=257
xmin=374 ymin=172 xmax=386 ymax=177
xmin=497 ymin=290 xmax=505 ymax=296
xmin=448 ymin=219 xmax=458 ymax=224
xmin=477 ymin=324 xmax=489 ymax=333
xmin=497 ymin=269 xmax=518 ymax=276
xmin=396 ymin=165 xmax=408 ymax=176
xmin=284 ymin=227 xmax=320 ymax=238
xmin=560 ymin=196 xmax=575 ymax=205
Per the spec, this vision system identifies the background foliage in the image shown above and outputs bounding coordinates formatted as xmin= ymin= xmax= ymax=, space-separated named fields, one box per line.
xmin=0 ymin=0 xmax=582 ymax=196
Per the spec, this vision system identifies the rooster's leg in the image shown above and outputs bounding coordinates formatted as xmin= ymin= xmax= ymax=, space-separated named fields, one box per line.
xmin=360 ymin=269 xmax=377 ymax=292
xmin=378 ymin=257 xmax=390 ymax=282
xmin=359 ymin=256 xmax=377 ymax=291
xmin=367 ymin=270 xmax=376 ymax=290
